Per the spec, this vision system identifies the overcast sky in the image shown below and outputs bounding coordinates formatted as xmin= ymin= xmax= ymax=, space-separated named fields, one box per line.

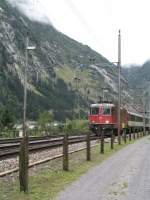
xmin=8 ymin=0 xmax=150 ymax=65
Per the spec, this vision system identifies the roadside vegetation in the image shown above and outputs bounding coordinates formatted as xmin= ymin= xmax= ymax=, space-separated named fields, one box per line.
xmin=0 ymin=109 xmax=89 ymax=138
xmin=34 ymin=117 xmax=89 ymax=136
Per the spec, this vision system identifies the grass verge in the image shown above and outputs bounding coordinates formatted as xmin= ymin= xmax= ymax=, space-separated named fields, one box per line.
xmin=0 ymin=138 xmax=139 ymax=200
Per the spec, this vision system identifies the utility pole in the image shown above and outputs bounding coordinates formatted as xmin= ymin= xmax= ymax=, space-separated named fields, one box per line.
xmin=102 ymin=88 xmax=105 ymax=102
xmin=19 ymin=36 xmax=29 ymax=193
xmin=77 ymin=76 xmax=80 ymax=120
xmin=19 ymin=36 xmax=35 ymax=192
xmin=118 ymin=30 xmax=121 ymax=145
xmin=149 ymin=88 xmax=150 ymax=133
xmin=142 ymin=96 xmax=146 ymax=135
xmin=73 ymin=69 xmax=81 ymax=120
xmin=23 ymin=37 xmax=28 ymax=138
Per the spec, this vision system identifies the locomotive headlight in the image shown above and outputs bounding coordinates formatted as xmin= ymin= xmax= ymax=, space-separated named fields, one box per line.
xmin=105 ymin=120 xmax=109 ymax=124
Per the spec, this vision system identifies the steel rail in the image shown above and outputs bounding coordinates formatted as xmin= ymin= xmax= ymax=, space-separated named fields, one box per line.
xmin=0 ymin=135 xmax=98 ymax=160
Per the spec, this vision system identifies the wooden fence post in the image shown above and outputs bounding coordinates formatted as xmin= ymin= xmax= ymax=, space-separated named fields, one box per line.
xmin=63 ymin=132 xmax=69 ymax=171
xmin=101 ymin=127 xmax=104 ymax=154
xmin=98 ymin=125 xmax=101 ymax=151
xmin=86 ymin=132 xmax=91 ymax=161
xmin=19 ymin=136 xmax=29 ymax=192
xmin=142 ymin=129 xmax=143 ymax=137
xmin=129 ymin=128 xmax=131 ymax=141
xmin=137 ymin=131 xmax=139 ymax=139
xmin=135 ymin=130 xmax=137 ymax=139
xmin=133 ymin=130 xmax=136 ymax=140
xmin=123 ymin=129 xmax=127 ymax=143
xmin=111 ymin=130 xmax=114 ymax=150
xmin=143 ymin=128 xmax=145 ymax=136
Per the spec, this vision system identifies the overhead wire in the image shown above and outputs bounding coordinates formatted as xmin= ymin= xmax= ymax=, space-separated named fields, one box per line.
xmin=64 ymin=0 xmax=106 ymax=54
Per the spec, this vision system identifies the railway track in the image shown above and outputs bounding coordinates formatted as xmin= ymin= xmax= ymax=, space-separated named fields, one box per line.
xmin=0 ymin=135 xmax=62 ymax=144
xmin=0 ymin=132 xmax=147 ymax=177
xmin=0 ymin=135 xmax=98 ymax=160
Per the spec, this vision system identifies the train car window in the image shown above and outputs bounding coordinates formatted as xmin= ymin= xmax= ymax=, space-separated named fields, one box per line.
xmin=135 ymin=116 xmax=138 ymax=122
xmin=128 ymin=114 xmax=131 ymax=121
xmin=103 ymin=107 xmax=111 ymax=115
xmin=90 ymin=107 xmax=99 ymax=115
xmin=139 ymin=116 xmax=143 ymax=122
xmin=137 ymin=116 xmax=141 ymax=122
xmin=131 ymin=115 xmax=135 ymax=121
xmin=129 ymin=114 xmax=143 ymax=122
xmin=145 ymin=118 xmax=149 ymax=123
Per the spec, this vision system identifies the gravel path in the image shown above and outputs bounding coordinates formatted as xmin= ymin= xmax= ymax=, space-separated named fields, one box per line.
xmin=54 ymin=136 xmax=150 ymax=200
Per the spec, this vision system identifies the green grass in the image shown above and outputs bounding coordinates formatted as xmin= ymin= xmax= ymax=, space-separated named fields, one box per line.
xmin=0 ymin=138 xmax=138 ymax=200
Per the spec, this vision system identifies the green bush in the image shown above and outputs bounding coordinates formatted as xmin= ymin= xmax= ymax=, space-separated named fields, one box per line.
xmin=62 ymin=119 xmax=89 ymax=135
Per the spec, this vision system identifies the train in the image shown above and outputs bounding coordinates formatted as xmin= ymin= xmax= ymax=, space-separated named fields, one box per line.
xmin=88 ymin=101 xmax=150 ymax=135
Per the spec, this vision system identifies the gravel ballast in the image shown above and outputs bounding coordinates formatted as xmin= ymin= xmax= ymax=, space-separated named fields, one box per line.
xmin=0 ymin=140 xmax=98 ymax=175
xmin=54 ymin=137 xmax=150 ymax=200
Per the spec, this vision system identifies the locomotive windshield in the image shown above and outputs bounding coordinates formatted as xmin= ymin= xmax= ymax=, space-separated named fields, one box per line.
xmin=90 ymin=107 xmax=99 ymax=115
xmin=103 ymin=107 xmax=111 ymax=115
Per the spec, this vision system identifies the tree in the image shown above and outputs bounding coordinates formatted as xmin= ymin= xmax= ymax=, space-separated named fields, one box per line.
xmin=37 ymin=111 xmax=53 ymax=135
xmin=0 ymin=105 xmax=15 ymax=131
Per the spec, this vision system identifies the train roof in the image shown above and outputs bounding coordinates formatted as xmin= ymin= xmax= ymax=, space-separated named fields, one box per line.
xmin=90 ymin=103 xmax=115 ymax=107
xmin=127 ymin=111 xmax=150 ymax=119
xmin=127 ymin=111 xmax=143 ymax=118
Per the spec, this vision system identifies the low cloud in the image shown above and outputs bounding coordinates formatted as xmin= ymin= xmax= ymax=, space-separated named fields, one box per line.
xmin=6 ymin=0 xmax=52 ymax=24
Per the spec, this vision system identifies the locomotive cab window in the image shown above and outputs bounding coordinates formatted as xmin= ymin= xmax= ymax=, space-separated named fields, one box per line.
xmin=90 ymin=107 xmax=99 ymax=115
xmin=103 ymin=107 xmax=111 ymax=115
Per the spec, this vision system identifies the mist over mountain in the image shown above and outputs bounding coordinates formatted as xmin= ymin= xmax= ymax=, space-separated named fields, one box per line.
xmin=6 ymin=0 xmax=51 ymax=24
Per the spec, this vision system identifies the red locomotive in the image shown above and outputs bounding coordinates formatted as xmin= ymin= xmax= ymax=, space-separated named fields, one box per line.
xmin=88 ymin=101 xmax=149 ymax=135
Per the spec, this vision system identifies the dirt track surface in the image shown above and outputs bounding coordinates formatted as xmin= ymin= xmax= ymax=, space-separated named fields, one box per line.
xmin=54 ymin=137 xmax=150 ymax=200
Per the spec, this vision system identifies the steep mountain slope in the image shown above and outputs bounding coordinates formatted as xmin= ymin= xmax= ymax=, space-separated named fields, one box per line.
xmin=122 ymin=61 xmax=150 ymax=112
xmin=122 ymin=61 xmax=150 ymax=90
xmin=123 ymin=61 xmax=150 ymax=88
xmin=0 ymin=0 xmax=128 ymax=121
